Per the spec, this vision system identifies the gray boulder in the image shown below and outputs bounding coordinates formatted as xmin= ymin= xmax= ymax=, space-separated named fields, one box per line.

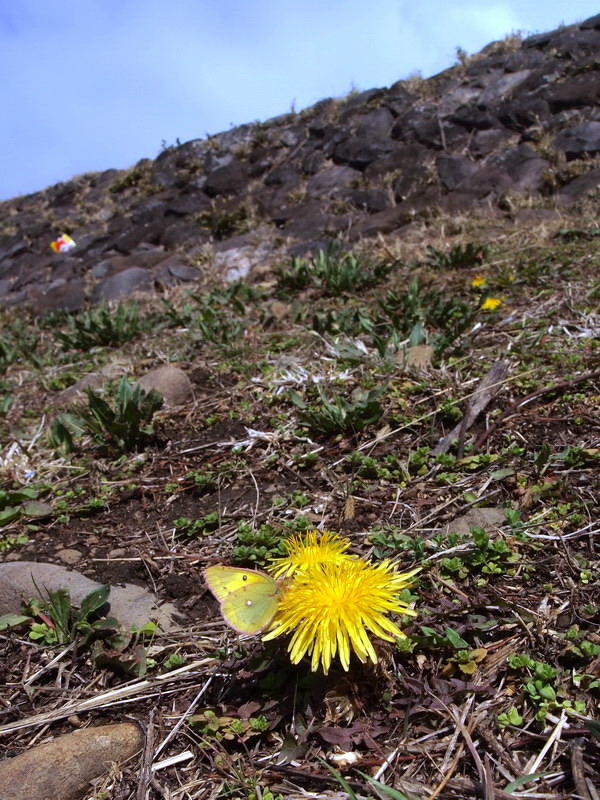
xmin=0 ymin=561 xmax=181 ymax=631
xmin=554 ymin=121 xmax=600 ymax=159
xmin=91 ymin=266 xmax=153 ymax=302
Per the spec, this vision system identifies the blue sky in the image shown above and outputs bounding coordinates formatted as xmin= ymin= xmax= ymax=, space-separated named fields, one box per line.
xmin=0 ymin=0 xmax=596 ymax=200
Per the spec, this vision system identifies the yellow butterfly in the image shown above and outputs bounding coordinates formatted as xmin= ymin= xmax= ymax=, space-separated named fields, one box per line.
xmin=204 ymin=566 xmax=282 ymax=635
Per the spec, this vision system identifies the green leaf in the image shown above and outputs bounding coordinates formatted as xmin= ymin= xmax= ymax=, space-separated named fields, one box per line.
xmin=585 ymin=719 xmax=600 ymax=740
xmin=538 ymin=684 xmax=556 ymax=701
xmin=49 ymin=418 xmax=75 ymax=453
xmin=356 ymin=770 xmax=417 ymax=800
xmin=444 ymin=627 xmax=470 ymax=650
xmin=20 ymin=500 xmax=53 ymax=518
xmin=471 ymin=527 xmax=489 ymax=548
xmin=86 ymin=390 xmax=116 ymax=427
xmin=498 ymin=706 xmax=523 ymax=728
xmin=45 ymin=588 xmax=72 ymax=641
xmin=0 ymin=507 xmax=22 ymax=527
xmin=504 ymin=772 xmax=551 ymax=793
xmin=0 ymin=613 xmax=31 ymax=630
xmin=77 ymin=584 xmax=111 ymax=621
xmin=289 ymin=390 xmax=307 ymax=409
xmin=419 ymin=625 xmax=442 ymax=641
xmin=317 ymin=385 xmax=338 ymax=415
xmin=8 ymin=488 xmax=38 ymax=501
xmin=317 ymin=758 xmax=359 ymax=800
xmin=409 ymin=320 xmax=425 ymax=347
xmin=490 ymin=467 xmax=515 ymax=480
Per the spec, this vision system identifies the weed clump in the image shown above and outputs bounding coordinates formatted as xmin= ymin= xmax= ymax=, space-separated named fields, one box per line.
xmin=55 ymin=301 xmax=148 ymax=350
xmin=278 ymin=242 xmax=395 ymax=294
xmin=290 ymin=384 xmax=386 ymax=436
xmin=50 ymin=376 xmax=163 ymax=455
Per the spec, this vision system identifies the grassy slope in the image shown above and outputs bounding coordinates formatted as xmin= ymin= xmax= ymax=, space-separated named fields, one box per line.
xmin=1 ymin=211 xmax=599 ymax=798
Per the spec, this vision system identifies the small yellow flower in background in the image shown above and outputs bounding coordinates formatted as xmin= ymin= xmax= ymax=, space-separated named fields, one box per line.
xmin=266 ymin=529 xmax=354 ymax=578
xmin=264 ymin=555 xmax=420 ymax=674
xmin=471 ymin=274 xmax=486 ymax=288
xmin=481 ymin=296 xmax=503 ymax=311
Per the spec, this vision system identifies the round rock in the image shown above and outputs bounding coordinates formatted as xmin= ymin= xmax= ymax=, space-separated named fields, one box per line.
xmin=137 ymin=365 xmax=193 ymax=406
xmin=54 ymin=548 xmax=83 ymax=565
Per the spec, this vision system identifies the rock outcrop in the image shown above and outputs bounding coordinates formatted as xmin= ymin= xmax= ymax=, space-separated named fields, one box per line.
xmin=2 ymin=14 xmax=600 ymax=314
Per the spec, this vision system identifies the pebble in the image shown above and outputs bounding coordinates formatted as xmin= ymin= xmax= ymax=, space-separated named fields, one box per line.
xmin=55 ymin=548 xmax=83 ymax=565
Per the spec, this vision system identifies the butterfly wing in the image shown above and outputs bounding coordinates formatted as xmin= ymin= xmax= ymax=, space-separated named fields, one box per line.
xmin=204 ymin=566 xmax=259 ymax=601
xmin=221 ymin=580 xmax=281 ymax=634
xmin=204 ymin=566 xmax=281 ymax=635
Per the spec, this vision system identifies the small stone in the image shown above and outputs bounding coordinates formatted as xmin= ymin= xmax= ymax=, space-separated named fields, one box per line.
xmin=27 ymin=280 xmax=87 ymax=316
xmin=204 ymin=159 xmax=248 ymax=197
xmin=306 ymin=166 xmax=361 ymax=198
xmin=443 ymin=508 xmax=507 ymax=536
xmin=90 ymin=258 xmax=113 ymax=278
xmin=553 ymin=121 xmax=600 ymax=159
xmin=55 ymin=548 xmax=83 ymax=565
xmin=558 ymin=167 xmax=600 ymax=202
xmin=397 ymin=345 xmax=435 ymax=370
xmin=270 ymin=300 xmax=289 ymax=320
xmin=107 ymin=548 xmax=127 ymax=558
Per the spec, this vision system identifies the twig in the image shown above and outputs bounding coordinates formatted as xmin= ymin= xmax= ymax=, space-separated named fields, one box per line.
xmin=472 ymin=368 xmax=600 ymax=453
xmin=429 ymin=695 xmax=476 ymax=800
xmin=438 ymin=116 xmax=447 ymax=151
xmin=447 ymin=777 xmax=555 ymax=799
xmin=0 ymin=658 xmax=215 ymax=735
xmin=137 ymin=709 xmax=156 ymax=800
xmin=154 ymin=675 xmax=213 ymax=758
xmin=152 ymin=750 xmax=194 ymax=772
xmin=526 ymin=709 xmax=568 ymax=775
xmin=570 ymin=738 xmax=592 ymax=800
xmin=433 ymin=360 xmax=509 ymax=456
xmin=484 ymin=753 xmax=496 ymax=800
xmin=23 ymin=642 xmax=76 ymax=687
xmin=448 ymin=704 xmax=487 ymax=792
xmin=429 ymin=740 xmax=465 ymax=800
xmin=261 ymin=763 xmax=366 ymax=792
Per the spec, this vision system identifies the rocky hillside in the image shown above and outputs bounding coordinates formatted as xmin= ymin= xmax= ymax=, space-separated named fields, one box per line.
xmin=2 ymin=13 xmax=600 ymax=314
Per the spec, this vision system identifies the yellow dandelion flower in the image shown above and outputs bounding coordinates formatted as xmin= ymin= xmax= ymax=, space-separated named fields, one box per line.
xmin=480 ymin=296 xmax=502 ymax=311
xmin=263 ymin=560 xmax=420 ymax=674
xmin=266 ymin=529 xmax=354 ymax=578
xmin=471 ymin=274 xmax=486 ymax=288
